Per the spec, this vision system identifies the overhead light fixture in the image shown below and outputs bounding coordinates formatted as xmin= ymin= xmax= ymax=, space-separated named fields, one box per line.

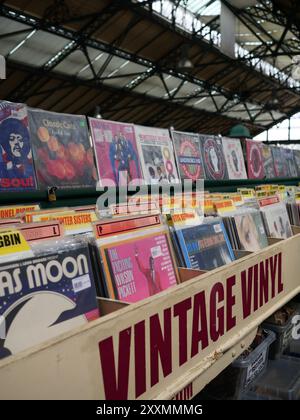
xmin=177 ymin=45 xmax=193 ymax=71
xmin=94 ymin=106 xmax=102 ymax=119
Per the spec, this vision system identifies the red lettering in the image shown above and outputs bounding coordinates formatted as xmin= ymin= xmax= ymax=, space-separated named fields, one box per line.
xmin=278 ymin=253 xmax=283 ymax=293
xmin=174 ymin=298 xmax=192 ymax=366
xmin=150 ymin=308 xmax=172 ymax=387
xmin=270 ymin=255 xmax=278 ymax=298
xmin=98 ymin=327 xmax=131 ymax=400
xmin=0 ymin=177 xmax=34 ymax=188
xmin=191 ymin=291 xmax=209 ymax=357
xmin=134 ymin=321 xmax=146 ymax=398
xmin=253 ymin=264 xmax=259 ymax=311
xmin=241 ymin=266 xmax=253 ymax=319
xmin=210 ymin=283 xmax=224 ymax=342
xmin=259 ymin=259 xmax=269 ymax=307
xmin=226 ymin=275 xmax=236 ymax=331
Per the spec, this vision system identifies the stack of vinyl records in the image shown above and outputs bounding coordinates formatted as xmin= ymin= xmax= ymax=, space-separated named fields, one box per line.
xmin=167 ymin=212 xmax=235 ymax=271
xmin=258 ymin=196 xmax=293 ymax=239
xmin=92 ymin=213 xmax=179 ymax=303
xmin=286 ymin=198 xmax=300 ymax=227
xmin=222 ymin=209 xmax=269 ymax=252
xmin=0 ymin=234 xmax=99 ymax=360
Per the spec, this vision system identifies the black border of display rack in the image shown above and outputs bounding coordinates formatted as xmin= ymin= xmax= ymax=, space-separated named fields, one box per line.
xmin=0 ymin=177 xmax=299 ymax=208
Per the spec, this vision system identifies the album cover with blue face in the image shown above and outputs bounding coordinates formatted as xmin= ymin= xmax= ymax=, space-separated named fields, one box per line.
xmin=0 ymin=243 xmax=99 ymax=359
xmin=175 ymin=219 xmax=235 ymax=271
xmin=0 ymin=101 xmax=37 ymax=191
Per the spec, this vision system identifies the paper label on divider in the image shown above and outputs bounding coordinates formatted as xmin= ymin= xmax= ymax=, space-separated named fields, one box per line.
xmin=0 ymin=228 xmax=32 ymax=259
xmin=0 ymin=204 xmax=39 ymax=219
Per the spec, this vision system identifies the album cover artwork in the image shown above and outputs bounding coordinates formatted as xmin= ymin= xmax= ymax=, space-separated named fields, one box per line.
xmin=175 ymin=219 xmax=235 ymax=271
xmin=200 ymin=135 xmax=228 ymax=180
xmin=97 ymin=227 xmax=178 ymax=303
xmin=271 ymin=147 xmax=289 ymax=177
xmin=89 ymin=118 xmax=142 ymax=186
xmin=246 ymin=140 xmax=265 ymax=179
xmin=28 ymin=109 xmax=97 ymax=189
xmin=282 ymin=149 xmax=298 ymax=178
xmin=0 ymin=243 xmax=99 ymax=359
xmin=222 ymin=137 xmax=247 ymax=180
xmin=260 ymin=201 xmax=292 ymax=239
xmin=171 ymin=130 xmax=206 ymax=180
xmin=293 ymin=150 xmax=300 ymax=177
xmin=234 ymin=212 xmax=268 ymax=252
xmin=0 ymin=101 xmax=37 ymax=191
xmin=134 ymin=125 xmax=180 ymax=184
xmin=261 ymin=145 xmax=276 ymax=178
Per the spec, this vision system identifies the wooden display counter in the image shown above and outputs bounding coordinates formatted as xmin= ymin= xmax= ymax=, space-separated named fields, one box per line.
xmin=0 ymin=232 xmax=300 ymax=400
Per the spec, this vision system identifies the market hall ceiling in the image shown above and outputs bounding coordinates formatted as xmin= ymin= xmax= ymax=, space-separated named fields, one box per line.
xmin=1 ymin=0 xmax=300 ymax=136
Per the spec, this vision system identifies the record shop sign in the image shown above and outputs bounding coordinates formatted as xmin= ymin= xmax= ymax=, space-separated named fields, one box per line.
xmin=97 ymin=251 xmax=283 ymax=399
xmin=0 ymin=55 xmax=6 ymax=79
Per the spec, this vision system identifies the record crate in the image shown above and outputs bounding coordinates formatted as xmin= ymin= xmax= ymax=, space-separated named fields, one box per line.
xmin=262 ymin=303 xmax=300 ymax=359
xmin=196 ymin=329 xmax=275 ymax=400
xmin=241 ymin=356 xmax=300 ymax=400
xmin=0 ymin=227 xmax=300 ymax=399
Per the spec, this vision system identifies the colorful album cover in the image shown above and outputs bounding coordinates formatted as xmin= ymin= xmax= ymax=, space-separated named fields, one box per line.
xmin=89 ymin=118 xmax=142 ymax=186
xmin=0 ymin=101 xmax=37 ymax=191
xmin=98 ymin=227 xmax=178 ymax=303
xmin=222 ymin=137 xmax=247 ymax=180
xmin=293 ymin=150 xmax=300 ymax=177
xmin=260 ymin=201 xmax=292 ymax=239
xmin=246 ymin=140 xmax=265 ymax=179
xmin=199 ymin=135 xmax=228 ymax=180
xmin=234 ymin=212 xmax=268 ymax=252
xmin=171 ymin=130 xmax=206 ymax=180
xmin=282 ymin=149 xmax=298 ymax=178
xmin=0 ymin=243 xmax=99 ymax=359
xmin=261 ymin=144 xmax=276 ymax=178
xmin=271 ymin=147 xmax=289 ymax=177
xmin=134 ymin=125 xmax=180 ymax=184
xmin=28 ymin=109 xmax=97 ymax=189
xmin=175 ymin=220 xmax=235 ymax=271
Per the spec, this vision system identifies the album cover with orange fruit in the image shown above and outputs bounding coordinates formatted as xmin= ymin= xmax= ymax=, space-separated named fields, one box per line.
xmin=0 ymin=101 xmax=37 ymax=191
xmin=28 ymin=109 xmax=98 ymax=189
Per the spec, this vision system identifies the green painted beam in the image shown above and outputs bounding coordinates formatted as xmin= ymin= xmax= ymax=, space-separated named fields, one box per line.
xmin=0 ymin=178 xmax=299 ymax=208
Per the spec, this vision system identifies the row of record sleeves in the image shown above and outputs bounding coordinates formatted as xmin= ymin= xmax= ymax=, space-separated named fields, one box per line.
xmin=0 ymin=184 xmax=299 ymax=360
xmin=0 ymin=100 xmax=300 ymax=193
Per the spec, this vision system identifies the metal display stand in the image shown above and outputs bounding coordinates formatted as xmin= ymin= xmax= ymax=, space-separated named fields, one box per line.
xmin=0 ymin=229 xmax=299 ymax=400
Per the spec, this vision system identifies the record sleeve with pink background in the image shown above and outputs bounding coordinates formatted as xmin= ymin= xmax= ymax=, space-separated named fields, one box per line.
xmin=89 ymin=118 xmax=142 ymax=186
xmin=104 ymin=233 xmax=178 ymax=303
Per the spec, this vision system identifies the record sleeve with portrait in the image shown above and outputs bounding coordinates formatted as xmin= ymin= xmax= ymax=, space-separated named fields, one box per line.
xmin=200 ymin=135 xmax=228 ymax=180
xmin=246 ymin=140 xmax=265 ymax=179
xmin=222 ymin=137 xmax=247 ymax=180
xmin=171 ymin=130 xmax=206 ymax=180
xmin=89 ymin=118 xmax=142 ymax=186
xmin=96 ymin=225 xmax=179 ymax=303
xmin=233 ymin=211 xmax=268 ymax=252
xmin=259 ymin=199 xmax=292 ymax=239
xmin=134 ymin=124 xmax=180 ymax=184
xmin=0 ymin=101 xmax=37 ymax=191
